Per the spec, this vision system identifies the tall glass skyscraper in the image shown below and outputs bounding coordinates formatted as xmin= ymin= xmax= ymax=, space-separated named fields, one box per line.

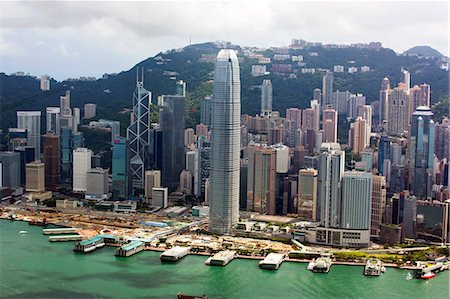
xmin=409 ymin=106 xmax=435 ymax=198
xmin=127 ymin=71 xmax=151 ymax=190
xmin=260 ymin=79 xmax=272 ymax=117
xmin=17 ymin=111 xmax=41 ymax=160
xmin=112 ymin=137 xmax=130 ymax=200
xmin=209 ymin=49 xmax=241 ymax=235
xmin=160 ymin=95 xmax=185 ymax=191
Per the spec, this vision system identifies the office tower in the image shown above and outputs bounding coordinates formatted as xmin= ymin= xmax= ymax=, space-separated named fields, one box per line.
xmin=84 ymin=103 xmax=97 ymax=119
xmin=371 ymin=175 xmax=387 ymax=237
xmin=260 ymin=79 xmax=273 ymax=117
xmin=322 ymin=71 xmax=333 ymax=107
xmin=322 ymin=108 xmax=337 ymax=143
xmin=72 ymin=148 xmax=92 ymax=192
xmin=358 ymin=105 xmax=372 ymax=146
xmin=59 ymin=114 xmax=74 ymax=132
xmin=209 ymin=49 xmax=241 ymax=234
xmin=409 ymin=106 xmax=435 ymax=198
xmin=348 ymin=94 xmax=366 ymax=119
xmin=60 ymin=90 xmax=71 ymax=116
xmin=361 ymin=149 xmax=374 ymax=172
xmin=43 ymin=134 xmax=59 ymax=191
xmin=86 ymin=168 xmax=109 ymax=199
xmin=247 ymin=144 xmax=277 ymax=215
xmin=112 ymin=137 xmax=130 ymax=200
xmin=0 ymin=152 xmax=21 ymax=189
xmin=40 ymin=75 xmax=50 ymax=91
xmin=341 ymin=171 xmax=372 ymax=230
xmin=387 ymin=87 xmax=409 ymax=135
xmin=195 ymin=136 xmax=210 ymax=198
xmin=184 ymin=128 xmax=195 ymax=147
xmin=73 ymin=107 xmax=80 ymax=133
xmin=127 ymin=71 xmax=151 ymax=189
xmin=8 ymin=128 xmax=28 ymax=151
xmin=144 ymin=170 xmax=161 ymax=202
xmin=17 ymin=111 xmax=41 ymax=160
xmin=14 ymin=146 xmax=34 ymax=186
xmin=435 ymin=117 xmax=450 ymax=161
xmin=286 ymin=108 xmax=302 ymax=130
xmin=152 ymin=187 xmax=168 ymax=208
xmin=201 ymin=96 xmax=212 ymax=126
xmin=59 ymin=127 xmax=73 ymax=186
xmin=349 ymin=117 xmax=367 ymax=154
xmin=25 ymin=161 xmax=45 ymax=192
xmin=331 ymin=90 xmax=351 ymax=114
xmin=186 ymin=151 xmax=196 ymax=176
xmin=176 ymin=80 xmax=186 ymax=97
xmin=180 ymin=170 xmax=193 ymax=195
xmin=318 ymin=143 xmax=345 ymax=226
xmin=391 ymin=143 xmax=402 ymax=165
xmin=149 ymin=128 xmax=163 ymax=170
xmin=313 ymin=88 xmax=322 ymax=102
xmin=46 ymin=107 xmax=60 ymax=134
xmin=160 ymin=95 xmax=185 ymax=190
xmin=378 ymin=134 xmax=391 ymax=174
xmin=379 ymin=77 xmax=391 ymax=126
xmin=409 ymin=84 xmax=430 ymax=120
xmin=297 ymin=168 xmax=318 ymax=221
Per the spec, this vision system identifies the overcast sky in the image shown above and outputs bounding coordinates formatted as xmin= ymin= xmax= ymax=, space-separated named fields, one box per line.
xmin=1 ymin=1 xmax=448 ymax=81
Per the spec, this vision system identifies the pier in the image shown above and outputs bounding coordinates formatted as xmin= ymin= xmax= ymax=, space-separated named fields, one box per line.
xmin=205 ymin=250 xmax=236 ymax=266
xmin=43 ymin=228 xmax=77 ymax=235
xmin=259 ymin=253 xmax=285 ymax=270
xmin=74 ymin=236 xmax=105 ymax=253
xmin=160 ymin=246 xmax=191 ymax=262
xmin=115 ymin=241 xmax=145 ymax=257
xmin=49 ymin=235 xmax=82 ymax=242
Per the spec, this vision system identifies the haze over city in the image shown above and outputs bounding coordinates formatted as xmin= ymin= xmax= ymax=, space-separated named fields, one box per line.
xmin=2 ymin=0 xmax=448 ymax=80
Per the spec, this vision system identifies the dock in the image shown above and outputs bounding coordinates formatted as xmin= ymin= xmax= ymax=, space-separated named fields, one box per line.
xmin=115 ymin=241 xmax=145 ymax=257
xmin=49 ymin=235 xmax=82 ymax=242
xmin=259 ymin=253 xmax=285 ymax=270
xmin=160 ymin=246 xmax=191 ymax=262
xmin=205 ymin=250 xmax=236 ymax=266
xmin=74 ymin=236 xmax=105 ymax=253
xmin=43 ymin=228 xmax=77 ymax=235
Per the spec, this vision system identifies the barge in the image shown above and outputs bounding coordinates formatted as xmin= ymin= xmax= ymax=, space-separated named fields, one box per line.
xmin=49 ymin=234 xmax=82 ymax=242
xmin=259 ymin=253 xmax=285 ymax=270
xmin=160 ymin=246 xmax=191 ymax=262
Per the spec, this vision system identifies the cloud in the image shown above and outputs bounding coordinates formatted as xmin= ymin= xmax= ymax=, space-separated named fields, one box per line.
xmin=1 ymin=1 xmax=447 ymax=80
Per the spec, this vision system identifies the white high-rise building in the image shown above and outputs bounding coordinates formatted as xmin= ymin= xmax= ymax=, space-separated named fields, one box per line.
xmin=40 ymin=75 xmax=50 ymax=91
xmin=209 ymin=49 xmax=241 ymax=235
xmin=84 ymin=103 xmax=97 ymax=119
xmin=72 ymin=148 xmax=92 ymax=192
xmin=73 ymin=107 xmax=80 ymax=133
xmin=46 ymin=107 xmax=60 ymax=134
xmin=17 ymin=111 xmax=41 ymax=160
xmin=341 ymin=171 xmax=372 ymax=230
xmin=144 ymin=170 xmax=161 ymax=202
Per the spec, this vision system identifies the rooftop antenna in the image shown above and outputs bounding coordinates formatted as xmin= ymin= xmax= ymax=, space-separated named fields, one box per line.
xmin=141 ymin=67 xmax=144 ymax=83
xmin=189 ymin=35 xmax=192 ymax=46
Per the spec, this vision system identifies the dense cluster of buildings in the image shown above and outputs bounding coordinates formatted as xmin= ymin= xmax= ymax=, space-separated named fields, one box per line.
xmin=1 ymin=48 xmax=449 ymax=247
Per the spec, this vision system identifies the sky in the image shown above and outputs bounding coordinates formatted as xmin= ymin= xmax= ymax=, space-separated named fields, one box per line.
xmin=1 ymin=0 xmax=448 ymax=81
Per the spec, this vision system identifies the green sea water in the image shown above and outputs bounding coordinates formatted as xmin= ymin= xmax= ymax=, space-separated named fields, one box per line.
xmin=1 ymin=220 xmax=449 ymax=299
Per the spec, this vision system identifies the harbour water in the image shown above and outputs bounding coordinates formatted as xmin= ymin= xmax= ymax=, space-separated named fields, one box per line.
xmin=1 ymin=220 xmax=449 ymax=299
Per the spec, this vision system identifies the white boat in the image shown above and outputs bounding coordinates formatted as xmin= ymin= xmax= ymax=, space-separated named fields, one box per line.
xmin=307 ymin=259 xmax=315 ymax=270
xmin=19 ymin=230 xmax=28 ymax=234
xmin=364 ymin=258 xmax=383 ymax=276
xmin=406 ymin=273 xmax=413 ymax=280
xmin=310 ymin=256 xmax=332 ymax=273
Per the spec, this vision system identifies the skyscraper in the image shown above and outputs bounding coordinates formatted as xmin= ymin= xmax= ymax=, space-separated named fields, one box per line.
xmin=371 ymin=175 xmax=387 ymax=237
xmin=322 ymin=71 xmax=333 ymax=107
xmin=176 ymin=80 xmax=186 ymax=97
xmin=297 ymin=168 xmax=318 ymax=221
xmin=435 ymin=117 xmax=450 ymax=161
xmin=72 ymin=148 xmax=92 ymax=192
xmin=43 ymin=134 xmax=59 ymax=191
xmin=144 ymin=170 xmax=161 ymax=202
xmin=409 ymin=84 xmax=430 ymax=120
xmin=127 ymin=71 xmax=151 ymax=190
xmin=40 ymin=75 xmax=50 ymax=91
xmin=25 ymin=161 xmax=45 ymax=192
xmin=46 ymin=107 xmax=60 ymax=134
xmin=201 ymin=96 xmax=212 ymax=126
xmin=387 ymin=87 xmax=409 ymax=135
xmin=17 ymin=111 xmax=41 ymax=160
xmin=160 ymin=94 xmax=185 ymax=190
xmin=260 ymin=79 xmax=273 ymax=117
xmin=341 ymin=171 xmax=372 ymax=230
xmin=349 ymin=117 xmax=367 ymax=154
xmin=318 ymin=143 xmax=345 ymax=226
xmin=247 ymin=144 xmax=277 ymax=215
xmin=209 ymin=49 xmax=241 ymax=235
xmin=409 ymin=106 xmax=435 ymax=198
xmin=379 ymin=77 xmax=390 ymax=126
xmin=112 ymin=137 xmax=130 ymax=200
xmin=322 ymin=108 xmax=337 ymax=143
xmin=60 ymin=90 xmax=71 ymax=116
xmin=84 ymin=103 xmax=97 ymax=119
xmin=0 ymin=152 xmax=21 ymax=189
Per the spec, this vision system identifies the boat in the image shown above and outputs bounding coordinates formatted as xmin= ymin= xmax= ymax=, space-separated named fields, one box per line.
xmin=177 ymin=292 xmax=208 ymax=299
xmin=307 ymin=259 xmax=315 ymax=270
xmin=406 ymin=273 xmax=413 ymax=280
xmin=19 ymin=230 xmax=28 ymax=234
xmin=420 ymin=272 xmax=436 ymax=280
xmin=310 ymin=256 xmax=332 ymax=273
xmin=364 ymin=258 xmax=383 ymax=276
